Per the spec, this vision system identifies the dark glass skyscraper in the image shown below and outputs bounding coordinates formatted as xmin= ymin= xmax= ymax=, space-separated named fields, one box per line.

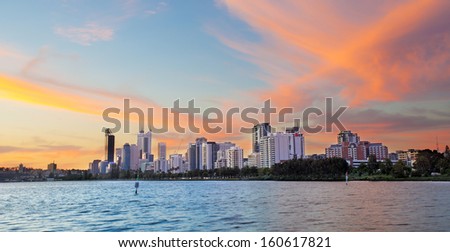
xmin=104 ymin=129 xmax=115 ymax=163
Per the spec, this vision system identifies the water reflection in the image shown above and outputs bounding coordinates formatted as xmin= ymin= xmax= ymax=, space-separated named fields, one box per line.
xmin=0 ymin=181 xmax=449 ymax=231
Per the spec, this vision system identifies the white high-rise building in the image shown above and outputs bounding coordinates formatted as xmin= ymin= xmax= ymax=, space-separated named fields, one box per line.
xmin=226 ymin=146 xmax=244 ymax=169
xmin=248 ymin=152 xmax=260 ymax=168
xmin=202 ymin=142 xmax=220 ymax=170
xmin=155 ymin=159 xmax=168 ymax=173
xmin=259 ymin=131 xmax=305 ymax=168
xmin=260 ymin=136 xmax=275 ymax=168
xmin=169 ymin=154 xmax=183 ymax=171
xmin=137 ymin=130 xmax=152 ymax=160
xmin=214 ymin=142 xmax=236 ymax=168
xmin=195 ymin=137 xmax=207 ymax=170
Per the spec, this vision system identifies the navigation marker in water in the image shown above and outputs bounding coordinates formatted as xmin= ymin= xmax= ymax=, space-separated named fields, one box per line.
xmin=345 ymin=171 xmax=349 ymax=185
xmin=135 ymin=181 xmax=139 ymax=195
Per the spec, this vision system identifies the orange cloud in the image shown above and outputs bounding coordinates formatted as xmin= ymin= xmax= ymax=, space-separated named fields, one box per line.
xmin=0 ymin=75 xmax=103 ymax=114
xmin=216 ymin=0 xmax=450 ymax=106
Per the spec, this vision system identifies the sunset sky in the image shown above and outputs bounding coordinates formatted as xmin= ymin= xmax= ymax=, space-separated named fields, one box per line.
xmin=1 ymin=0 xmax=449 ymax=169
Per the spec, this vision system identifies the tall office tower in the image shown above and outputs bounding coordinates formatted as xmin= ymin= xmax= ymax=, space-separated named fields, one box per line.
xmin=226 ymin=146 xmax=244 ymax=169
xmin=137 ymin=130 xmax=152 ymax=160
xmin=195 ymin=137 xmax=207 ymax=170
xmin=252 ymin=123 xmax=271 ymax=153
xmin=187 ymin=143 xmax=196 ymax=171
xmin=202 ymin=141 xmax=220 ymax=170
xmin=122 ymin=143 xmax=131 ymax=171
xmin=337 ymin=130 xmax=360 ymax=144
xmin=158 ymin=142 xmax=167 ymax=160
xmin=104 ymin=128 xmax=115 ymax=163
xmin=130 ymin=144 xmax=139 ymax=170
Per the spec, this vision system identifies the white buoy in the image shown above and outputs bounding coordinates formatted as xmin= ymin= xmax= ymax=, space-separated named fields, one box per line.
xmin=345 ymin=171 xmax=348 ymax=185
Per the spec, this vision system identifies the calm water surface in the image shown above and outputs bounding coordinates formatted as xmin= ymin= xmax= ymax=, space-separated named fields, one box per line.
xmin=1 ymin=181 xmax=449 ymax=231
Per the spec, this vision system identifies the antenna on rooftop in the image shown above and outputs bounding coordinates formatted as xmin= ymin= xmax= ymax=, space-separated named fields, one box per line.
xmin=436 ymin=136 xmax=440 ymax=153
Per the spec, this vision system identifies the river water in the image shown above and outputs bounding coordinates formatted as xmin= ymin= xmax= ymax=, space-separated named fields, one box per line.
xmin=1 ymin=180 xmax=449 ymax=231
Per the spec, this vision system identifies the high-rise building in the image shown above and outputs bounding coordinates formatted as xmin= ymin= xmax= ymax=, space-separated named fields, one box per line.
xmin=47 ymin=162 xmax=57 ymax=174
xmin=104 ymin=129 xmax=115 ymax=163
xmin=259 ymin=131 xmax=305 ymax=168
xmin=202 ymin=141 xmax=220 ymax=170
xmin=155 ymin=159 xmax=168 ymax=173
xmin=169 ymin=154 xmax=183 ymax=171
xmin=89 ymin=159 xmax=101 ymax=175
xmin=195 ymin=137 xmax=207 ymax=170
xmin=337 ymin=130 xmax=360 ymax=144
xmin=115 ymin=148 xmax=122 ymax=168
xmin=248 ymin=152 xmax=260 ymax=168
xmin=130 ymin=144 xmax=139 ymax=170
xmin=137 ymin=130 xmax=152 ymax=160
xmin=214 ymin=142 xmax=236 ymax=169
xmin=122 ymin=143 xmax=131 ymax=170
xmin=226 ymin=146 xmax=244 ymax=169
xmin=396 ymin=150 xmax=408 ymax=161
xmin=252 ymin=123 xmax=271 ymax=153
xmin=99 ymin=160 xmax=109 ymax=174
xmin=187 ymin=143 xmax=196 ymax=171
xmin=368 ymin=143 xmax=389 ymax=160
xmin=158 ymin=142 xmax=167 ymax=160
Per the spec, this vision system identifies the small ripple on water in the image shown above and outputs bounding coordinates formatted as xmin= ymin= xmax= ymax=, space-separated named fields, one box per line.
xmin=1 ymin=181 xmax=450 ymax=231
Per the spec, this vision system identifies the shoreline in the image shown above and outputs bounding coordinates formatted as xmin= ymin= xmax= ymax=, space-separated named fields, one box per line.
xmin=2 ymin=176 xmax=450 ymax=183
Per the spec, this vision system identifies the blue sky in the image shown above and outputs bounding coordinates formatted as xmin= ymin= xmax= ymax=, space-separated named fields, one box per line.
xmin=1 ymin=0 xmax=449 ymax=168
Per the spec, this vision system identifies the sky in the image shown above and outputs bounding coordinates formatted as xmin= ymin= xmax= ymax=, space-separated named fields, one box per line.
xmin=1 ymin=0 xmax=449 ymax=169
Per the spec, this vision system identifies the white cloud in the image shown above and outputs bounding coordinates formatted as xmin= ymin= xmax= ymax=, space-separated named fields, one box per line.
xmin=54 ymin=23 xmax=114 ymax=46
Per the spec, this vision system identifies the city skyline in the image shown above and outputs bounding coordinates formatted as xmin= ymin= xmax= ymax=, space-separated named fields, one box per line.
xmin=1 ymin=0 xmax=450 ymax=169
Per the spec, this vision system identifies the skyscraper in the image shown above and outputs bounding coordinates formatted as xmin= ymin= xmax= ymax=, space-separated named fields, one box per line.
xmin=137 ymin=130 xmax=152 ymax=160
xmin=187 ymin=143 xmax=196 ymax=171
xmin=195 ymin=137 xmax=207 ymax=170
xmin=122 ymin=143 xmax=131 ymax=171
xmin=252 ymin=123 xmax=271 ymax=153
xmin=202 ymin=141 xmax=220 ymax=170
xmin=130 ymin=144 xmax=139 ymax=170
xmin=104 ymin=129 xmax=115 ymax=163
xmin=158 ymin=142 xmax=167 ymax=160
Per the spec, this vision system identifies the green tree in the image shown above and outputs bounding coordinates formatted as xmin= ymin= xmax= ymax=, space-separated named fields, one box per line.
xmin=367 ymin=155 xmax=378 ymax=175
xmin=436 ymin=158 xmax=450 ymax=175
xmin=358 ymin=163 xmax=367 ymax=176
xmin=383 ymin=158 xmax=393 ymax=175
xmin=414 ymin=156 xmax=431 ymax=176
xmin=393 ymin=160 xmax=406 ymax=178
